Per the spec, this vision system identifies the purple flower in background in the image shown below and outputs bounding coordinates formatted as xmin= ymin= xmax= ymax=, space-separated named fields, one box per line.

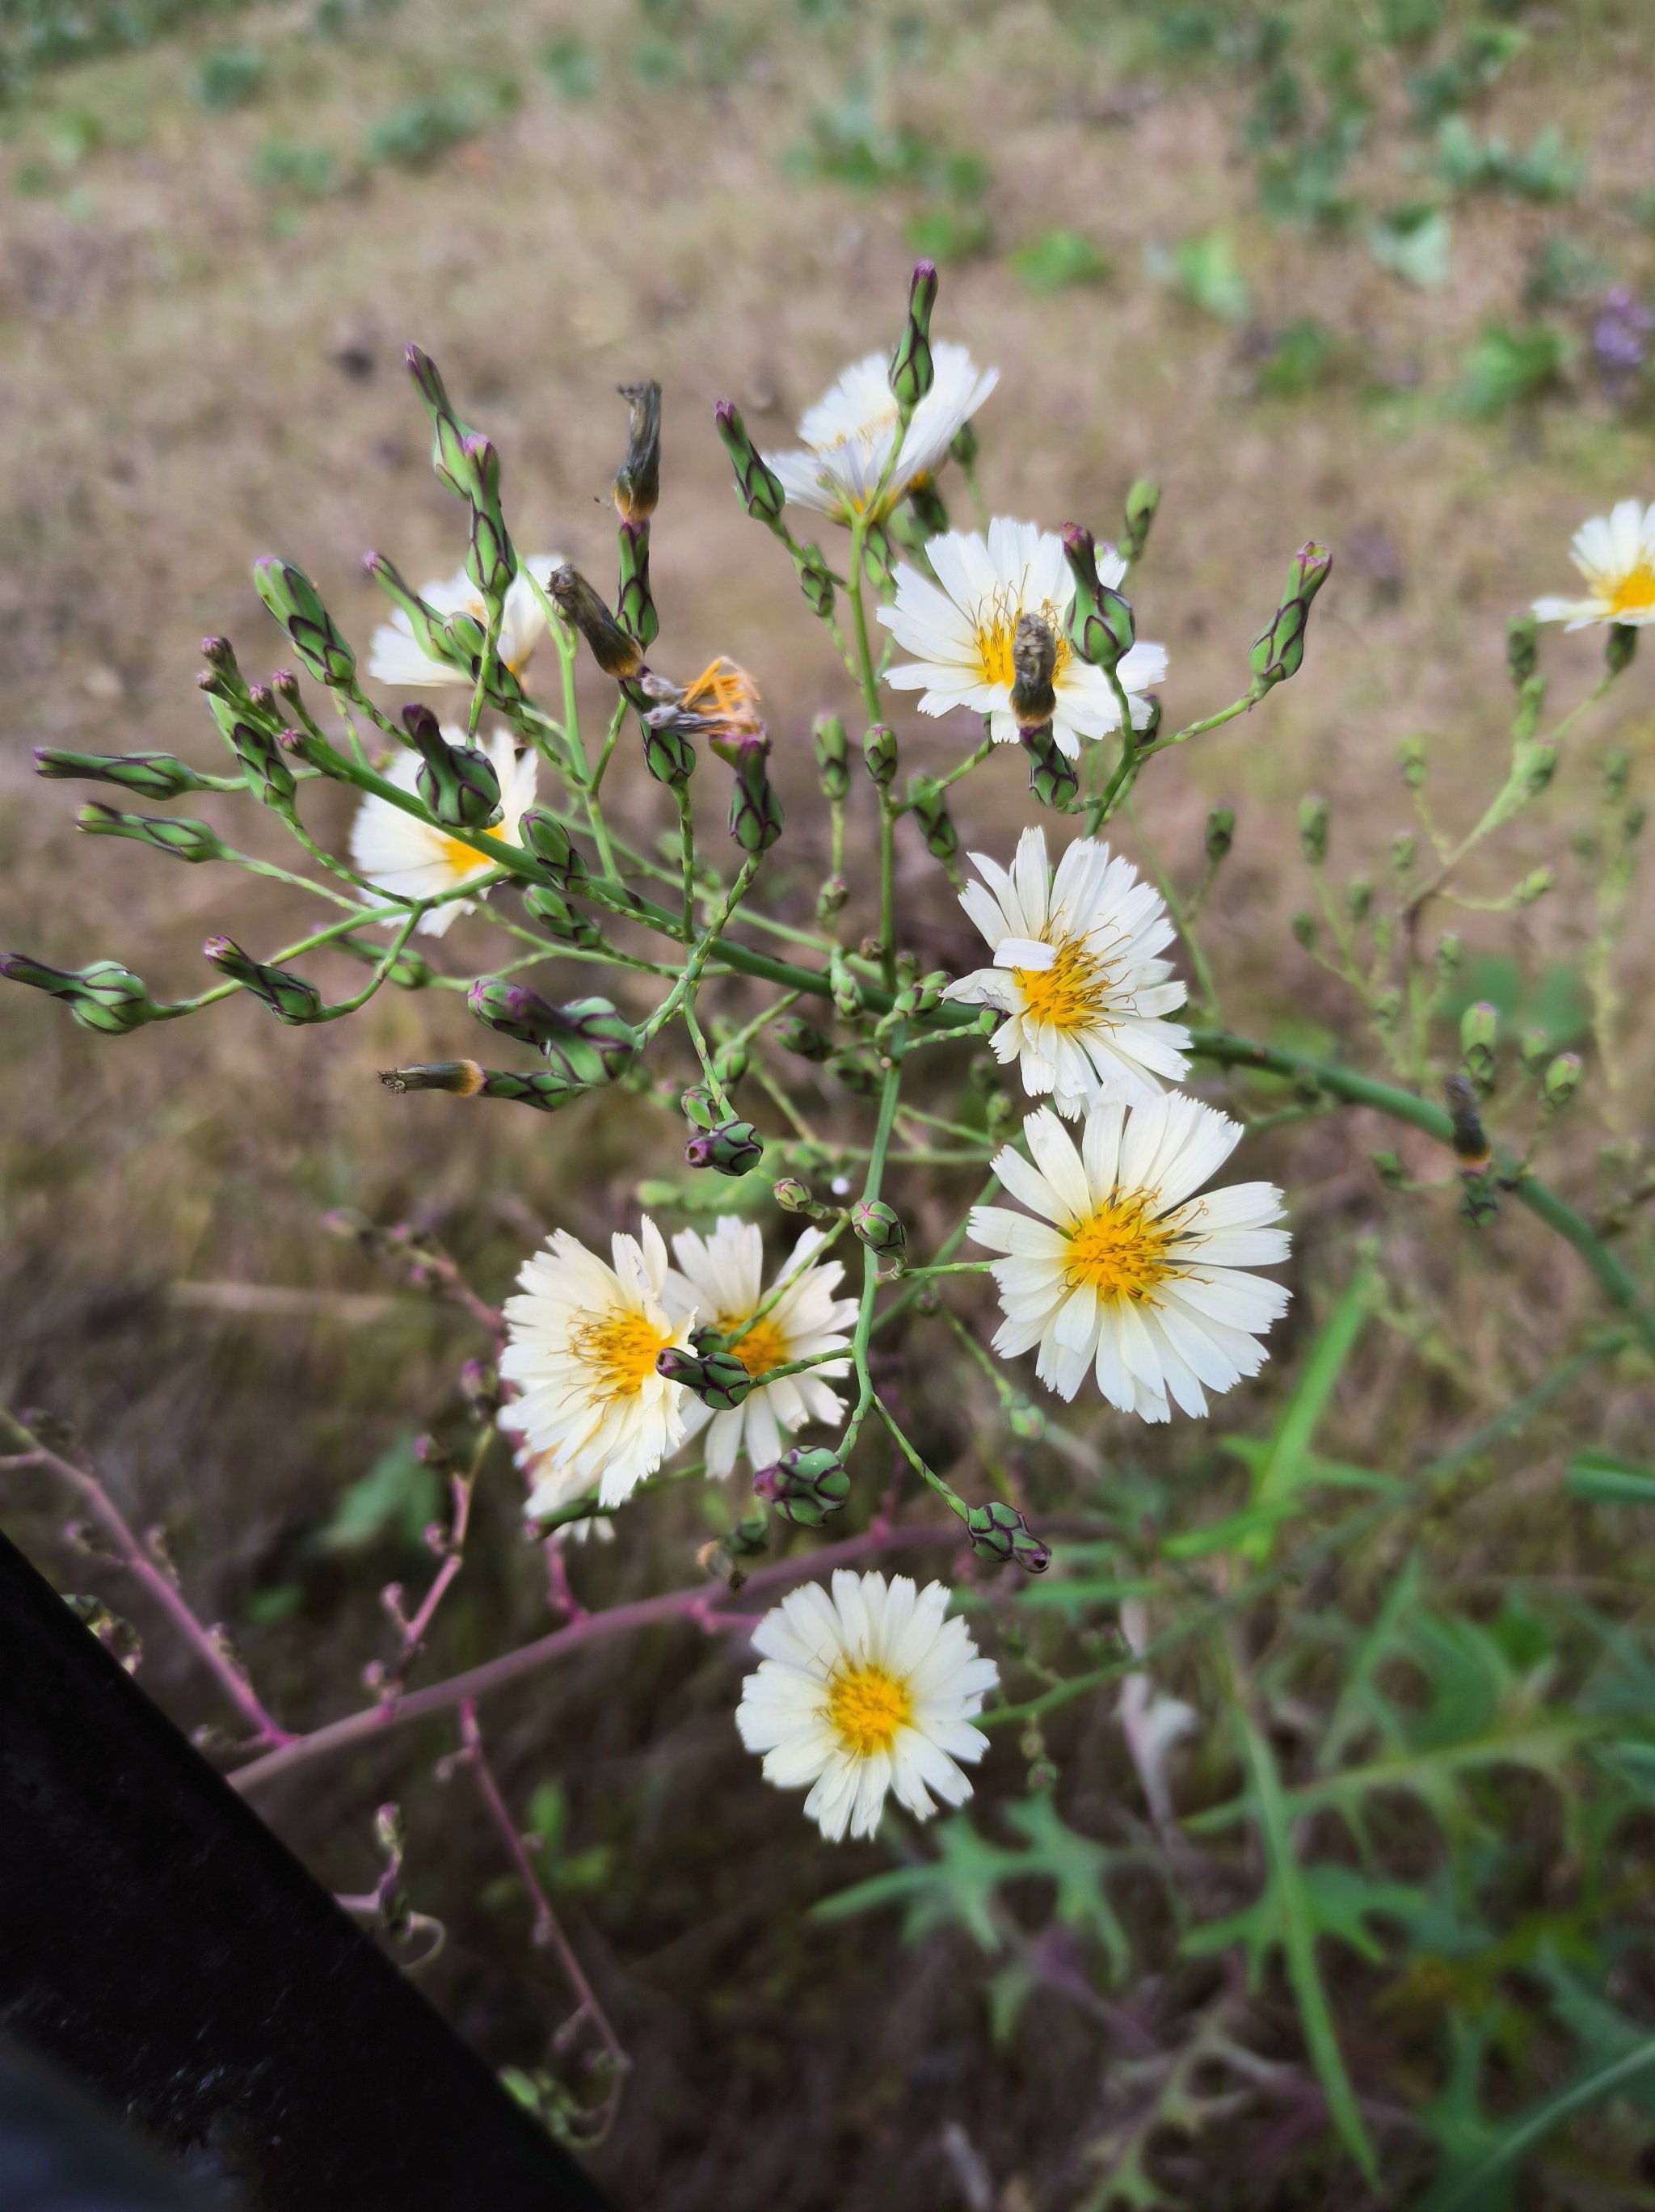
xmin=1594 ymin=286 xmax=1653 ymax=397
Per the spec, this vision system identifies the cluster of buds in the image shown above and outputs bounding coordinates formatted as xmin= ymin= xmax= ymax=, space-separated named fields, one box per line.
xmin=0 ymin=953 xmax=158 ymax=1035
xmin=251 ymin=558 xmax=356 ymax=691
xmin=406 ymin=344 xmax=516 ymax=622
xmin=753 ymin=1446 xmax=850 ymax=1527
xmin=907 ymin=773 xmax=958 ymax=867
xmin=467 ymin=981 xmax=638 ymax=1093
xmin=681 ymin=1084 xmax=764 ymax=1175
xmin=35 ymin=748 xmax=214 ymax=802
xmin=380 ymin=1058 xmax=617 ymax=1114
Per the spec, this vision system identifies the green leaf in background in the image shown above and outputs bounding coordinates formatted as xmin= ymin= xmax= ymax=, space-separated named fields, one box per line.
xmin=1254 ymin=316 xmax=1337 ymax=396
xmin=904 ymin=204 xmax=992 ymax=265
xmin=541 ymin=33 xmax=598 ymax=103
xmin=310 ymin=1430 xmax=438 ymax=1556
xmin=1144 ymin=229 xmax=1250 ymax=322
xmin=196 ymin=45 xmax=263 ymax=112
xmin=1455 ymin=323 xmax=1567 ymax=416
xmin=1566 ymin=1447 xmax=1655 ymax=1506
xmin=1007 ymin=228 xmax=1111 ymax=294
xmin=1368 ymin=203 xmax=1453 ymax=289
xmin=364 ymin=96 xmax=478 ymax=171
xmin=1405 ymin=27 xmax=1528 ymax=127
xmin=249 ymin=140 xmax=340 ymax=198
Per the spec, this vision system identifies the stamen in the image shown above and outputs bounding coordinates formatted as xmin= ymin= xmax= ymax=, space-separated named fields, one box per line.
xmin=827 ymin=1662 xmax=912 ymax=1756
xmin=1063 ymin=1196 xmax=1174 ymax=1302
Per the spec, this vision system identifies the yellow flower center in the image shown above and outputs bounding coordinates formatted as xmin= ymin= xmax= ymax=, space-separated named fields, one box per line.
xmin=1013 ymin=937 xmax=1117 ymax=1034
xmin=1607 ymin=563 xmax=1655 ymax=617
xmin=973 ymin=590 xmax=1074 ymax=689
xmin=726 ymin=1312 xmax=791 ymax=1380
xmin=827 ymin=1662 xmax=912 ymax=1757
xmin=438 ymin=819 xmax=508 ymax=883
xmin=573 ymin=1308 xmax=672 ymax=1401
xmin=1063 ymin=1196 xmax=1175 ymax=1304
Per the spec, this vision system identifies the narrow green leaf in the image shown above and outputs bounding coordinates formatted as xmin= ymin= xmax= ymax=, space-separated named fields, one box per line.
xmin=1567 ymin=1447 xmax=1655 ymax=1506
xmin=1425 ymin=2038 xmax=1655 ymax=2211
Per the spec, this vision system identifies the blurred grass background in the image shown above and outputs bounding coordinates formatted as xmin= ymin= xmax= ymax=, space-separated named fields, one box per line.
xmin=2 ymin=0 xmax=1655 ymax=2204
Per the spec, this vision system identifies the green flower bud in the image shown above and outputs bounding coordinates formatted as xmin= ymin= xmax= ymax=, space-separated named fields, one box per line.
xmin=0 ymin=952 xmax=157 ymax=1035
xmin=336 ymin=933 xmax=432 ymax=990
xmin=612 ymin=379 xmax=661 ymax=525
xmin=461 ymin=437 xmax=516 ymax=616
xmin=1391 ymin=832 xmax=1416 ymax=877
xmin=863 ymin=723 xmax=899 ymax=790
xmin=405 ymin=343 xmax=486 ymax=504
xmin=815 ymin=875 xmax=849 ymax=925
xmin=908 ymin=480 xmax=949 ymax=535
xmin=1518 ymin=1026 xmax=1551 ymax=1075
xmin=251 ymin=557 xmax=356 ymax=689
xmin=965 ymin=1499 xmax=1050 ymax=1574
xmin=204 ymin=935 xmax=324 ymax=1024
xmin=861 ymin=525 xmax=895 ymax=593
xmin=398 ymin=705 xmax=502 ymax=831
xmin=1512 ymin=866 xmax=1554 ymax=907
xmin=772 ymin=1177 xmax=812 ymax=1213
xmin=640 ymin=708 xmax=697 ymax=790
xmin=1543 ymin=1051 xmax=1583 ymax=1110
xmin=467 ymin=978 xmax=566 ymax=1048
xmin=545 ymin=567 xmax=643 ymax=681
xmin=1625 ymin=800 xmax=1648 ymax=845
xmin=714 ymin=399 xmax=785 ymax=530
xmin=1122 ymin=478 xmax=1160 ymax=565
xmin=850 ymin=1198 xmax=906 ymax=1255
xmin=1371 ymin=1149 xmax=1407 ymax=1190
xmin=830 ymin=954 xmax=864 ymax=1020
xmin=379 ymin=1059 xmax=596 ymax=1113
xmin=776 ymin=1017 xmax=833 ymax=1062
xmin=1249 ymin=541 xmax=1332 ymax=691
xmin=1007 ymin=1393 xmax=1045 ymax=1440
xmin=1511 ymin=672 xmax=1545 ymax=744
xmin=364 ymin=552 xmax=462 ymax=673
xmin=1607 ymin=623 xmax=1638 ymax=678
xmin=204 ymin=701 xmax=296 ymax=809
xmin=812 ymin=714 xmax=851 ymax=802
xmin=1521 ymin=740 xmax=1556 ymax=799
xmin=725 ymin=734 xmax=784 ymax=854
xmin=792 ymin=539 xmax=834 ymax=621
xmin=1459 ymin=1001 xmax=1498 ymax=1097
xmin=617 ymin=519 xmax=657 ymax=651
xmin=1434 ymin=934 xmax=1462 ymax=981
xmin=950 ymin=419 xmax=979 ymax=470
xmin=35 ymin=748 xmax=210 ymax=801
xmin=76 ymin=803 xmax=224 ymax=864
xmin=1345 ymin=878 xmax=1373 ymax=924
xmin=889 ymin=259 xmax=938 ymax=410
xmin=1021 ymin=723 xmax=1079 ymax=812
xmin=1397 ymin=734 xmax=1426 ymax=790
xmin=684 ymin=1119 xmax=764 ymax=1177
xmin=680 ymin=1084 xmax=719 ymax=1131
xmin=753 ymin=1445 xmax=849 ymax=1527
xmin=1459 ymin=1169 xmax=1500 ymax=1230
xmin=1201 ymin=807 xmax=1236 ymax=870
xmin=907 ymin=773 xmax=958 ymax=863
xmin=1297 ymin=794 xmax=1329 ymax=866
xmin=1291 ymin=912 xmax=1317 ymax=950
xmin=1060 ymin=524 xmax=1134 ymax=671
xmin=657 ymin=1345 xmax=753 ymax=1410
xmin=516 ymin=809 xmax=587 ymax=886
xmin=1505 ymin=610 xmax=1539 ymax=688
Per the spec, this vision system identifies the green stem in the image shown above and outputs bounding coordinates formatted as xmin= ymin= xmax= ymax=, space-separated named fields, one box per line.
xmin=841 ymin=1061 xmax=904 ymax=1461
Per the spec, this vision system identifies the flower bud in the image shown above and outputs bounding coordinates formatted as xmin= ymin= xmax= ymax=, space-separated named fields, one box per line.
xmin=364 ymin=552 xmax=461 ymax=673
xmin=1607 ymin=623 xmax=1638 ymax=678
xmin=725 ymin=734 xmax=784 ymax=853
xmin=680 ymin=1083 xmax=719 ymax=1131
xmin=861 ymin=525 xmax=895 ymax=593
xmin=812 ymin=714 xmax=851 ymax=801
xmin=889 ymin=259 xmax=938 ymax=410
xmin=251 ymin=557 xmax=356 ymax=689
xmin=950 ymin=418 xmax=979 ymax=470
xmin=616 ymin=519 xmax=658 ymax=651
xmin=1397 ymin=734 xmax=1427 ymax=789
xmin=1512 ymin=866 xmax=1554 ymax=908
xmin=0 ymin=952 xmax=157 ymax=1035
xmin=1203 ymin=803 xmax=1236 ymax=864
xmin=656 ymin=1346 xmax=753 ymax=1410
xmin=405 ymin=343 xmax=484 ymax=503
xmin=815 ymin=876 xmax=849 ymax=925
xmin=1060 ymin=525 xmax=1134 ymax=671
xmin=1021 ymin=724 xmax=1078 ymax=812
xmin=1291 ymin=912 xmax=1316 ymax=950
xmin=684 ymin=1119 xmax=764 ymax=1177
xmin=965 ymin=1499 xmax=1051 ymax=1574
xmin=639 ymin=708 xmax=697 ymax=790
xmin=861 ymin=723 xmax=899 ymax=790
xmin=772 ymin=1177 xmax=811 ymax=1214
xmin=1505 ymin=610 xmax=1539 ymax=688
xmin=1434 ymin=934 xmax=1462 ymax=982
xmin=1010 ymin=612 xmax=1060 ymax=725
xmin=1345 ymin=878 xmax=1373 ymax=924
xmin=1249 ymin=541 xmax=1332 ymax=691
xmin=830 ymin=954 xmax=865 ymax=1020
xmin=517 ymin=809 xmax=587 ymax=887
xmin=1518 ymin=1026 xmax=1551 ymax=1076
xmin=1391 ymin=832 xmax=1416 ymax=878
xmin=77 ymin=803 xmax=224 ymax=864
xmin=714 ymin=400 xmax=786 ymax=530
xmin=380 ymin=1060 xmax=599 ymax=1113
xmin=206 ymin=701 xmax=297 ymax=809
xmin=545 ymin=567 xmax=643 ymax=681
xmin=1297 ymin=794 xmax=1329 ymax=866
xmin=1122 ymin=478 xmax=1160 ymax=565
xmin=1459 ymin=1001 xmax=1499 ymax=1097
xmin=791 ymin=539 xmax=834 ymax=621
xmin=203 ymin=935 xmax=324 ymax=1023
xmin=399 ymin=704 xmax=503 ymax=831
xmin=1521 ymin=741 xmax=1556 ymax=800
xmin=461 ymin=440 xmax=516 ymax=616
xmin=1543 ymin=1051 xmax=1583 ymax=1111
xmin=612 ymin=379 xmax=661 ymax=525
xmin=753 ymin=1445 xmax=849 ymax=1527
xmin=907 ymin=773 xmax=958 ymax=863
xmin=36 ymin=748 xmax=209 ymax=801
xmin=776 ymin=1016 xmax=833 ymax=1062
xmin=850 ymin=1198 xmax=906 ymax=1255
xmin=467 ymin=978 xmax=565 ymax=1048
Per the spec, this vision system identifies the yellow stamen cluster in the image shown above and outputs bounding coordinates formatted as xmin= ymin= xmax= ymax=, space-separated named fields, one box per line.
xmin=1013 ymin=937 xmax=1118 ymax=1033
xmin=574 ymin=1309 xmax=672 ymax=1400
xmin=974 ymin=590 xmax=1073 ymax=689
xmin=439 ymin=819 xmax=508 ymax=882
xmin=727 ymin=1312 xmax=791 ymax=1380
xmin=1063 ymin=1197 xmax=1175 ymax=1304
xmin=1607 ymin=563 xmax=1655 ymax=618
xmin=827 ymin=1662 xmax=912 ymax=1756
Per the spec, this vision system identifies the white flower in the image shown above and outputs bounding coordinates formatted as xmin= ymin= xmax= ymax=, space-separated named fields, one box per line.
xmin=943 ymin=826 xmax=1191 ymax=1117
xmin=347 ymin=727 xmax=536 ymax=937
xmin=499 ymin=1412 xmax=616 ymax=1544
xmin=877 ymin=517 xmax=1167 ymax=755
xmin=762 ymin=343 xmax=998 ymax=527
xmin=968 ymin=1098 xmax=1291 ymax=1423
xmin=367 ymin=554 xmax=562 ymax=687
xmin=735 ymin=1569 xmax=999 ymax=1842
xmin=499 ymin=1219 xmax=697 ymax=1510
xmin=667 ymin=1218 xmax=857 ymax=1477
xmin=1532 ymin=499 xmax=1655 ymax=630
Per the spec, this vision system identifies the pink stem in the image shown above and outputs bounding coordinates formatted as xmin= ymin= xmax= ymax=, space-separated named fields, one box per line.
xmin=232 ymin=1520 xmax=958 ymax=1793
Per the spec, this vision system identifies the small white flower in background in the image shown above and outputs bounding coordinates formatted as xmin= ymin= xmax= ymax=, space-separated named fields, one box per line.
xmin=347 ymin=727 xmax=536 ymax=938
xmin=499 ymin=1219 xmax=697 ymax=1509
xmin=944 ymin=826 xmax=1191 ymax=1116
xmin=499 ymin=1414 xmax=616 ymax=1543
xmin=667 ymin=1217 xmax=857 ymax=1477
xmin=878 ymin=518 xmax=1168 ymax=753
xmin=366 ymin=554 xmax=564 ymax=687
xmin=969 ymin=1097 xmax=1291 ymax=1422
xmin=736 ymin=1570 xmax=999 ymax=1842
xmin=1532 ymin=499 xmax=1655 ymax=630
xmin=762 ymin=343 xmax=998 ymax=528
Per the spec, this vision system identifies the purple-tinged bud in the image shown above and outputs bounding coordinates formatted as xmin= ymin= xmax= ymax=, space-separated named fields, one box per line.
xmin=725 ymin=733 xmax=783 ymax=853
xmin=251 ymin=558 xmax=356 ymax=689
xmin=907 ymin=772 xmax=958 ymax=863
xmin=1122 ymin=478 xmax=1160 ymax=565
xmin=812 ymin=714 xmax=850 ymax=802
xmin=35 ymin=748 xmax=208 ymax=801
xmin=1249 ymin=542 xmax=1332 ymax=691
xmin=862 ymin=723 xmax=898 ymax=790
xmin=754 ymin=1445 xmax=849 ymax=1527
xmin=364 ymin=552 xmax=462 ymax=672
xmin=1021 ymin=723 xmax=1078 ymax=813
xmin=714 ymin=400 xmax=786 ymax=530
xmin=516 ymin=808 xmax=587 ymax=885
xmin=792 ymin=539 xmax=834 ymax=621
xmin=77 ymin=803 xmax=224 ymax=864
xmin=851 ymin=1199 xmax=906 ymax=1256
xmin=405 ymin=343 xmax=486 ymax=505
xmin=775 ymin=1015 xmax=833 ymax=1062
xmin=523 ymin=884 xmax=600 ymax=948
xmin=1060 ymin=525 xmax=1134 ymax=670
xmin=889 ymin=259 xmax=938 ymax=410
xmin=772 ymin=1177 xmax=812 ymax=1214
xmin=401 ymin=703 xmax=503 ymax=831
xmin=204 ymin=935 xmax=324 ymax=1024
xmin=1543 ymin=1052 xmax=1583 ymax=1111
xmin=656 ymin=1346 xmax=753 ymax=1410
xmin=684 ymin=1119 xmax=764 ymax=1178
xmin=965 ymin=1499 xmax=1050 ymax=1574
xmin=0 ymin=953 xmax=156 ymax=1035
xmin=617 ymin=519 xmax=658 ymax=651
